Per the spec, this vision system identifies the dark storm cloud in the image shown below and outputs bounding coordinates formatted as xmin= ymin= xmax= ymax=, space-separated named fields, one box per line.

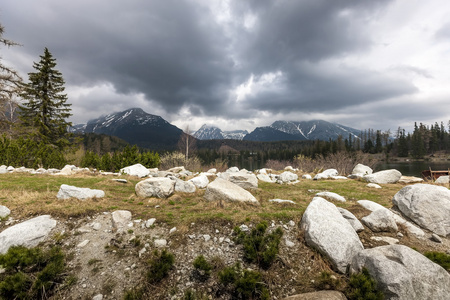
xmin=0 ymin=0 xmax=422 ymax=124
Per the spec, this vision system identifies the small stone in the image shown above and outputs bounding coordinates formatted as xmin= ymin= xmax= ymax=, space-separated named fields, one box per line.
xmin=431 ymin=233 xmax=442 ymax=243
xmin=239 ymin=225 xmax=249 ymax=232
xmin=288 ymin=220 xmax=295 ymax=227
xmin=77 ymin=240 xmax=90 ymax=248
xmin=285 ymin=240 xmax=295 ymax=247
xmin=397 ymin=232 xmax=404 ymax=238
xmin=283 ymin=225 xmax=289 ymax=230
xmin=154 ymin=239 xmax=167 ymax=248
xmin=92 ymin=223 xmax=101 ymax=231
xmin=203 ymin=234 xmax=211 ymax=242
xmin=219 ymin=237 xmax=224 ymax=243
xmin=145 ymin=218 xmax=156 ymax=228
xmin=188 ymin=234 xmax=196 ymax=239
xmin=93 ymin=294 xmax=103 ymax=300
xmin=215 ymin=229 xmax=219 ymax=233
xmin=82 ymin=284 xmax=87 ymax=288
xmin=169 ymin=227 xmax=177 ymax=234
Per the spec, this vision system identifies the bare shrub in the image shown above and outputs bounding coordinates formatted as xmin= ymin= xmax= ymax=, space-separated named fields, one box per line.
xmin=294 ymin=151 xmax=379 ymax=175
xmin=264 ymin=159 xmax=292 ymax=171
xmin=159 ymin=151 xmax=202 ymax=171
xmin=202 ymin=158 xmax=228 ymax=173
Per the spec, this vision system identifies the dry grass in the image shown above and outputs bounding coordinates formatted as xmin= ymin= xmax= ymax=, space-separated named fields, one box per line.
xmin=0 ymin=172 xmax=403 ymax=228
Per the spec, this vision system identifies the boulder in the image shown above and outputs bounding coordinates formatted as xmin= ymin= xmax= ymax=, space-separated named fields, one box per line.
xmin=357 ymin=200 xmax=388 ymax=212
xmin=0 ymin=205 xmax=11 ymax=218
xmin=0 ymin=215 xmax=57 ymax=254
xmin=59 ymin=164 xmax=76 ymax=175
xmin=337 ymin=207 xmax=364 ymax=232
xmin=57 ymin=184 xmax=105 ymax=200
xmin=313 ymin=169 xmax=338 ymax=180
xmin=350 ymin=245 xmax=450 ymax=300
xmin=257 ymin=173 xmax=276 ymax=183
xmin=0 ymin=165 xmax=8 ymax=174
xmin=367 ymin=183 xmax=382 ymax=189
xmin=391 ymin=213 xmax=425 ymax=239
xmin=226 ymin=166 xmax=240 ymax=173
xmin=278 ymin=171 xmax=299 ymax=184
xmin=228 ymin=171 xmax=258 ymax=189
xmin=352 ymin=163 xmax=373 ymax=175
xmin=167 ymin=166 xmax=186 ymax=173
xmin=302 ymin=174 xmax=312 ymax=180
xmin=281 ymin=290 xmax=347 ymax=300
xmin=392 ymin=184 xmax=450 ymax=236
xmin=300 ymin=197 xmax=364 ymax=273
xmin=315 ymin=191 xmax=345 ymax=202
xmin=361 ymin=209 xmax=398 ymax=232
xmin=398 ymin=176 xmax=424 ymax=184
xmin=207 ymin=168 xmax=217 ymax=174
xmin=269 ymin=199 xmax=296 ymax=205
xmin=135 ymin=177 xmax=175 ymax=198
xmin=370 ymin=236 xmax=399 ymax=245
xmin=204 ymin=178 xmax=259 ymax=205
xmin=363 ymin=169 xmax=402 ymax=184
xmin=435 ymin=175 xmax=449 ymax=184
xmin=111 ymin=210 xmax=132 ymax=232
xmin=170 ymin=176 xmax=196 ymax=193
xmin=189 ymin=174 xmax=210 ymax=189
xmin=120 ymin=163 xmax=150 ymax=178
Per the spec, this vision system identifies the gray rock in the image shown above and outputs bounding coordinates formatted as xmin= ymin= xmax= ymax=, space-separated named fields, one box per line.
xmin=435 ymin=175 xmax=449 ymax=184
xmin=120 ymin=163 xmax=150 ymax=177
xmin=188 ymin=174 xmax=210 ymax=189
xmin=302 ymin=174 xmax=312 ymax=180
xmin=257 ymin=173 xmax=276 ymax=183
xmin=167 ymin=166 xmax=186 ymax=173
xmin=391 ymin=213 xmax=425 ymax=239
xmin=207 ymin=168 xmax=217 ymax=174
xmin=392 ymin=184 xmax=450 ymax=236
xmin=431 ymin=233 xmax=442 ymax=243
xmin=0 ymin=165 xmax=9 ymax=174
xmin=112 ymin=179 xmax=128 ymax=184
xmin=278 ymin=171 xmax=299 ymax=184
xmin=357 ymin=200 xmax=388 ymax=212
xmin=363 ymin=169 xmax=402 ymax=184
xmin=228 ymin=172 xmax=258 ymax=189
xmin=337 ymin=207 xmax=364 ymax=232
xmin=281 ymin=290 xmax=347 ymax=300
xmin=398 ymin=176 xmax=424 ymax=184
xmin=145 ymin=218 xmax=156 ymax=228
xmin=367 ymin=183 xmax=382 ymax=189
xmin=111 ymin=210 xmax=132 ymax=232
xmin=361 ymin=209 xmax=398 ymax=232
xmin=57 ymin=184 xmax=105 ymax=200
xmin=204 ymin=178 xmax=259 ymax=205
xmin=0 ymin=206 xmax=11 ymax=218
xmin=313 ymin=169 xmax=338 ymax=180
xmin=350 ymin=245 xmax=450 ymax=300
xmin=226 ymin=166 xmax=240 ymax=173
xmin=300 ymin=197 xmax=363 ymax=273
xmin=171 ymin=177 xmax=196 ymax=193
xmin=92 ymin=294 xmax=103 ymax=300
xmin=315 ymin=191 xmax=345 ymax=202
xmin=370 ymin=236 xmax=399 ymax=245
xmin=135 ymin=177 xmax=175 ymax=198
xmin=269 ymin=199 xmax=296 ymax=205
xmin=352 ymin=163 xmax=373 ymax=175
xmin=154 ymin=239 xmax=167 ymax=248
xmin=0 ymin=215 xmax=57 ymax=254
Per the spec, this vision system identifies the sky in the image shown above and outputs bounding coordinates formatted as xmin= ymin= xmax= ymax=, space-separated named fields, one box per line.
xmin=1 ymin=0 xmax=450 ymax=134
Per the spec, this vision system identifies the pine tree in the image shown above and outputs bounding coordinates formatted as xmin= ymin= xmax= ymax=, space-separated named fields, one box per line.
xmin=19 ymin=48 xmax=72 ymax=149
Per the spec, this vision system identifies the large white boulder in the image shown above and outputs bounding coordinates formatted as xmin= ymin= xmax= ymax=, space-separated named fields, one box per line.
xmin=392 ymin=184 xmax=450 ymax=236
xmin=228 ymin=171 xmax=258 ymax=189
xmin=0 ymin=215 xmax=57 ymax=254
xmin=300 ymin=197 xmax=364 ymax=273
xmin=352 ymin=163 xmax=373 ymax=176
xmin=204 ymin=178 xmax=259 ymax=205
xmin=357 ymin=200 xmax=389 ymax=212
xmin=57 ymin=184 xmax=105 ymax=200
xmin=257 ymin=173 xmax=276 ymax=183
xmin=120 ymin=163 xmax=150 ymax=178
xmin=0 ymin=205 xmax=11 ymax=218
xmin=188 ymin=174 xmax=210 ymax=189
xmin=135 ymin=177 xmax=175 ymax=198
xmin=363 ymin=169 xmax=402 ymax=184
xmin=350 ymin=245 xmax=450 ymax=300
xmin=435 ymin=175 xmax=449 ymax=184
xmin=313 ymin=169 xmax=338 ymax=180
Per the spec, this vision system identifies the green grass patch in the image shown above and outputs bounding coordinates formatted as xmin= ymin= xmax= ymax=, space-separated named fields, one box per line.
xmin=424 ymin=251 xmax=450 ymax=271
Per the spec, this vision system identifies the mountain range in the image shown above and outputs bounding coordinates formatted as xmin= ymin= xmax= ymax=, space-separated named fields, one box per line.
xmin=72 ymin=108 xmax=361 ymax=149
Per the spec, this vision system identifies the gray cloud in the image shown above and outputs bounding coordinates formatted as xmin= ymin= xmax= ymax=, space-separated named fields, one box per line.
xmin=1 ymin=0 xmax=448 ymax=132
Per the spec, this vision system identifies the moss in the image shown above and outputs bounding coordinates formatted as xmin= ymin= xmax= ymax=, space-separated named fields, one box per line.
xmin=424 ymin=251 xmax=450 ymax=271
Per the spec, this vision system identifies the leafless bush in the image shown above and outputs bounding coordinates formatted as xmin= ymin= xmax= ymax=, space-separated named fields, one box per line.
xmin=203 ymin=158 xmax=229 ymax=172
xmin=159 ymin=151 xmax=202 ymax=171
xmin=293 ymin=151 xmax=379 ymax=175
xmin=264 ymin=159 xmax=293 ymax=171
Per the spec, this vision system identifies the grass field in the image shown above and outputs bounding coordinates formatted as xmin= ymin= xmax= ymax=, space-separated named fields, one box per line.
xmin=0 ymin=172 xmax=404 ymax=226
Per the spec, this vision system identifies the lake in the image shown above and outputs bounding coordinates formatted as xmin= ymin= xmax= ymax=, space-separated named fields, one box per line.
xmin=375 ymin=161 xmax=449 ymax=177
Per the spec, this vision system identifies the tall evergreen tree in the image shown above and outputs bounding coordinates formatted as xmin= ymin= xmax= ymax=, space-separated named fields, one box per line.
xmin=19 ymin=48 xmax=72 ymax=149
